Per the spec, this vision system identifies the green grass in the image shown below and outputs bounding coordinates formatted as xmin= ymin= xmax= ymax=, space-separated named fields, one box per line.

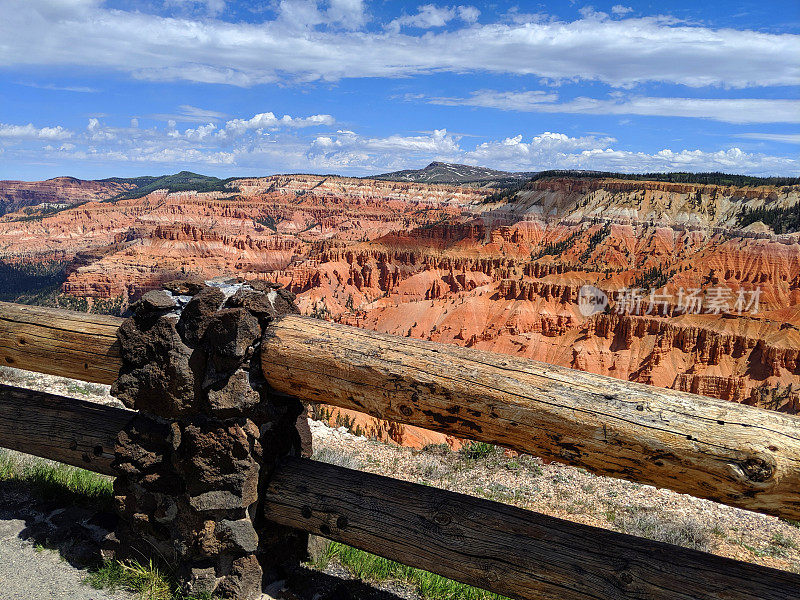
xmin=0 ymin=452 xmax=506 ymax=600
xmin=0 ymin=450 xmax=113 ymax=510
xmin=314 ymin=542 xmax=510 ymax=600
xmin=783 ymin=519 xmax=800 ymax=529
xmin=459 ymin=441 xmax=497 ymax=461
xmin=86 ymin=560 xmax=212 ymax=600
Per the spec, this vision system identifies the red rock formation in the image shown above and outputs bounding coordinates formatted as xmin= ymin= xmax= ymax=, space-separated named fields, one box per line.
xmin=0 ymin=176 xmax=135 ymax=214
xmin=1 ymin=172 xmax=798 ymax=443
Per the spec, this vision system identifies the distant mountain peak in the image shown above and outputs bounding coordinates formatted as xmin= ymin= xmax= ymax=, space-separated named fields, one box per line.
xmin=371 ymin=162 xmax=536 ymax=188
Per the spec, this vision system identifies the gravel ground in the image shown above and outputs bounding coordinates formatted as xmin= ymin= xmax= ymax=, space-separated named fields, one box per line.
xmin=0 ymin=517 xmax=131 ymax=600
xmin=0 ymin=367 xmax=119 ymax=406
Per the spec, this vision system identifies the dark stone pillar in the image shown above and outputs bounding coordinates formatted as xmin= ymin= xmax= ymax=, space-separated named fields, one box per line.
xmin=110 ymin=280 xmax=309 ymax=599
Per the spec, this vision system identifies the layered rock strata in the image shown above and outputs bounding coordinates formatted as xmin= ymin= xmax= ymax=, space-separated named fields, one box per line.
xmin=110 ymin=281 xmax=308 ymax=598
xmin=2 ymin=173 xmax=799 ymax=444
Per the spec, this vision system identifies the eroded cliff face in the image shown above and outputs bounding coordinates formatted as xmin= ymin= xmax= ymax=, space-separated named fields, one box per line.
xmin=489 ymin=177 xmax=800 ymax=234
xmin=1 ymin=173 xmax=798 ymax=445
xmin=0 ymin=176 xmax=135 ymax=215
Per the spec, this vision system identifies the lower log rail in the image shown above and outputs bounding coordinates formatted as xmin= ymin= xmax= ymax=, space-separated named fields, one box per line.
xmin=0 ymin=383 xmax=131 ymax=474
xmin=265 ymin=457 xmax=800 ymax=600
xmin=1 ymin=383 xmax=798 ymax=600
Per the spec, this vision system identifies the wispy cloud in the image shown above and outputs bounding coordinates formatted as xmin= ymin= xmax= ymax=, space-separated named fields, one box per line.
xmin=1 ymin=1 xmax=798 ymax=88
xmin=164 ymin=0 xmax=228 ymax=17
xmin=148 ymin=105 xmax=230 ymax=123
xmin=735 ymin=133 xmax=800 ymax=144
xmin=425 ymin=91 xmax=800 ymax=124
xmin=1 ymin=108 xmax=796 ymax=176
xmin=17 ymin=82 xmax=98 ymax=93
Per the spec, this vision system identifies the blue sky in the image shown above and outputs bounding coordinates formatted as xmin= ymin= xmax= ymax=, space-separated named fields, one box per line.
xmin=0 ymin=0 xmax=798 ymax=180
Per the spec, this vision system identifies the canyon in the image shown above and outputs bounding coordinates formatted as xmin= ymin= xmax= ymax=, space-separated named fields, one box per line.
xmin=1 ymin=168 xmax=799 ymax=447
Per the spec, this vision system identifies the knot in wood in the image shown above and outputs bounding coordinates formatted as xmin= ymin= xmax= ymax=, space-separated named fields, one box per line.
xmin=738 ymin=457 xmax=774 ymax=483
xmin=433 ymin=511 xmax=452 ymax=526
xmin=618 ymin=571 xmax=634 ymax=585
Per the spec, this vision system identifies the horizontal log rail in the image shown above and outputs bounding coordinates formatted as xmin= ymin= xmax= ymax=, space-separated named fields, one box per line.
xmin=2 ymin=302 xmax=800 ymax=521
xmin=263 ymin=316 xmax=800 ymax=521
xmin=0 ymin=383 xmax=130 ymax=474
xmin=0 ymin=301 xmax=120 ymax=384
xmin=265 ymin=456 xmax=800 ymax=600
xmin=1 ymin=383 xmax=798 ymax=600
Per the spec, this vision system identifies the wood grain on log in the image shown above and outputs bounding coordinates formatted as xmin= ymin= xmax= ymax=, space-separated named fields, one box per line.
xmin=262 ymin=315 xmax=800 ymax=521
xmin=264 ymin=456 xmax=800 ymax=600
xmin=0 ymin=302 xmax=122 ymax=385
xmin=0 ymin=383 xmax=133 ymax=474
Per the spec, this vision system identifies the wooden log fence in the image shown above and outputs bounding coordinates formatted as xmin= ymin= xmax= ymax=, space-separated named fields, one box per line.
xmin=3 ymin=301 xmax=800 ymax=520
xmin=2 ymin=381 xmax=799 ymax=600
xmin=262 ymin=317 xmax=800 ymax=520
xmin=1 ymin=300 xmax=799 ymax=599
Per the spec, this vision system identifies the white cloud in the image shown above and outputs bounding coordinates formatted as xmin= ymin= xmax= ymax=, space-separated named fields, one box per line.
xmin=0 ymin=109 xmax=336 ymax=170
xmin=63 ymin=146 xmax=236 ymax=165
xmin=735 ymin=133 xmax=800 ymax=144
xmin=457 ymin=6 xmax=480 ymax=24
xmin=2 ymin=1 xmax=797 ymax=87
xmin=86 ymin=118 xmax=116 ymax=141
xmin=462 ymin=132 xmax=616 ymax=167
xmin=427 ymin=91 xmax=800 ymax=124
xmin=309 ymin=129 xmax=461 ymax=169
xmin=219 ymin=112 xmax=335 ymax=138
xmin=578 ymin=7 xmax=609 ymax=21
xmin=460 ymin=135 xmax=796 ymax=174
xmin=276 ymin=0 xmax=325 ymax=30
xmin=182 ymin=122 xmax=218 ymax=141
xmin=309 ymin=129 xmax=797 ymax=176
xmin=326 ymin=0 xmax=368 ymax=29
xmin=611 ymin=5 xmax=633 ymax=16
xmin=1 ymin=111 xmax=795 ymax=177
xmin=387 ymin=5 xmax=479 ymax=32
xmin=0 ymin=123 xmax=73 ymax=140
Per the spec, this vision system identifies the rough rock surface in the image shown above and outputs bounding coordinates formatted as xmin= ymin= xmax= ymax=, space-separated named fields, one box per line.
xmin=111 ymin=281 xmax=307 ymax=599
